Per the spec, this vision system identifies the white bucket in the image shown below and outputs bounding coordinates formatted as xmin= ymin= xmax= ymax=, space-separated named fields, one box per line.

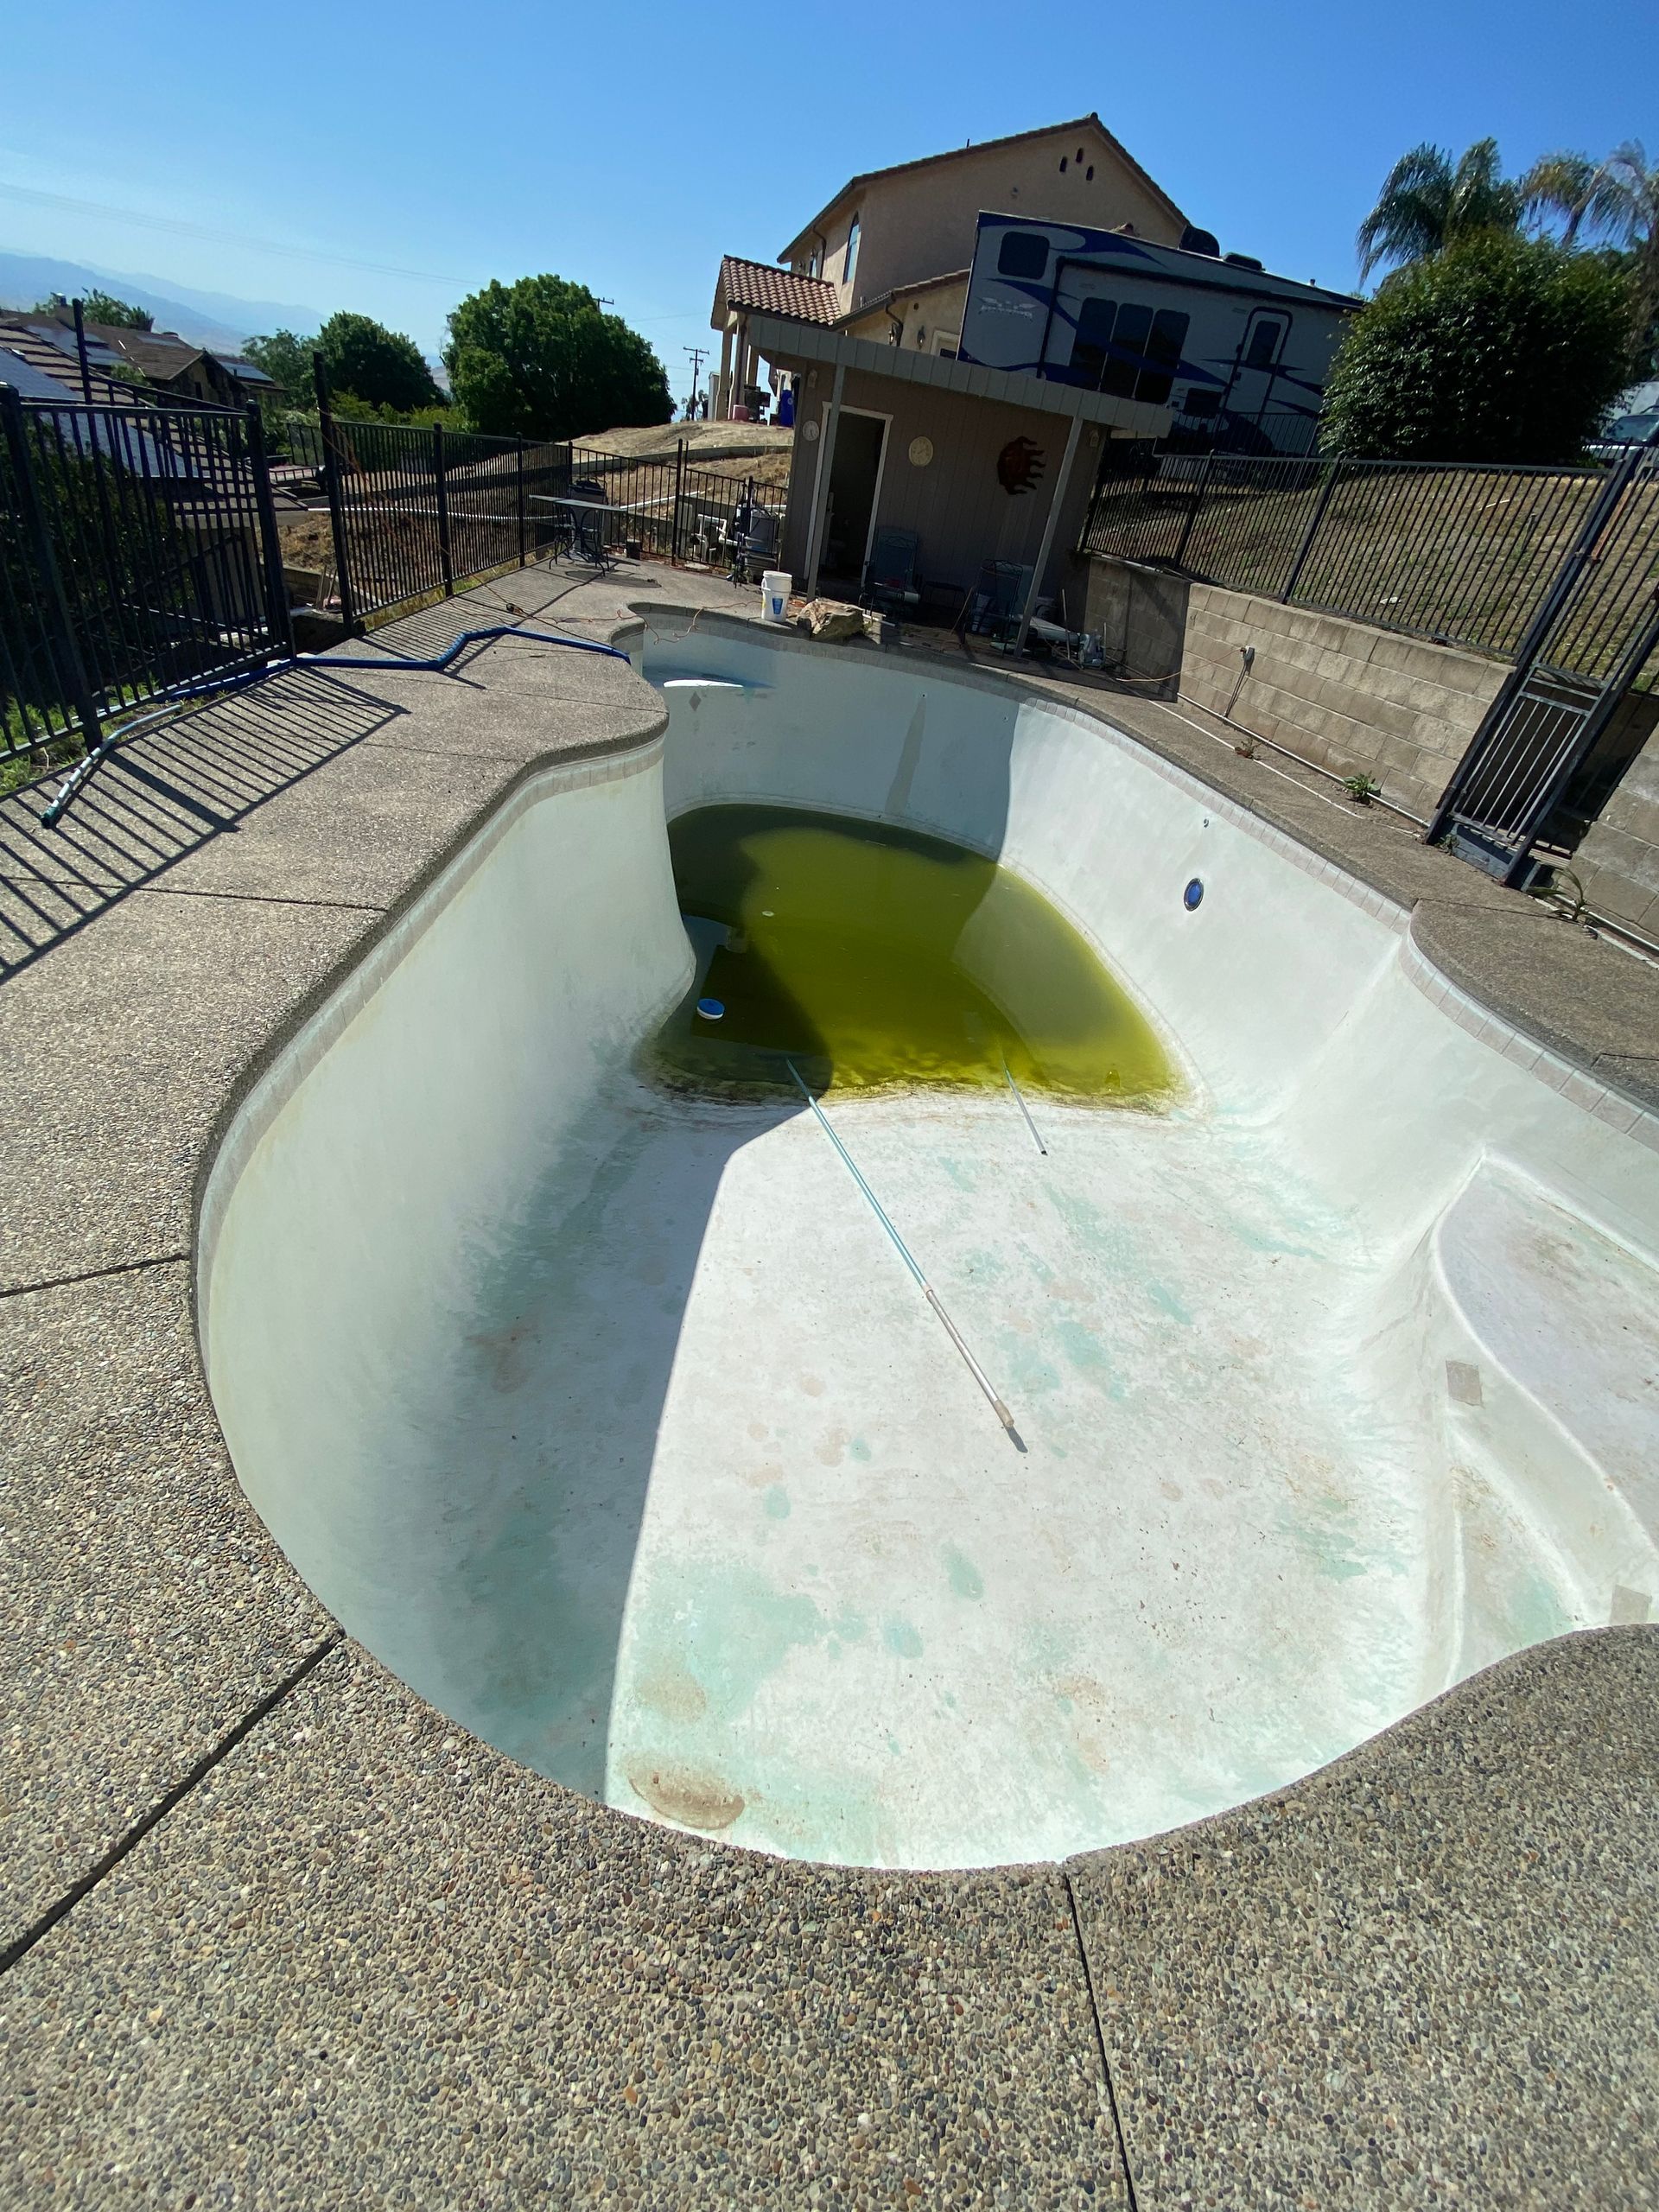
xmin=760 ymin=570 xmax=791 ymax=625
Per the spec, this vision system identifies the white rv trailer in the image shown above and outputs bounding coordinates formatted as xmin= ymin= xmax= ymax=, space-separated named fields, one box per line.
xmin=958 ymin=212 xmax=1359 ymax=454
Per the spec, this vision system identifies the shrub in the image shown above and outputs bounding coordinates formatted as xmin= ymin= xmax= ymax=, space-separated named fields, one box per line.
xmin=1322 ymin=233 xmax=1635 ymax=461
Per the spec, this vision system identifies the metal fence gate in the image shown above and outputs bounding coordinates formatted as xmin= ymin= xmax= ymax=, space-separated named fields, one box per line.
xmin=1424 ymin=436 xmax=1659 ymax=884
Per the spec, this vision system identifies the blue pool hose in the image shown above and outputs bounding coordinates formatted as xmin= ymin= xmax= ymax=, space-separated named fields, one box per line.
xmin=41 ymin=625 xmax=632 ymax=827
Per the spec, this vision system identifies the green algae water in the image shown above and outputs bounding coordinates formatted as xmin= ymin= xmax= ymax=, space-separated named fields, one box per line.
xmin=648 ymin=804 xmax=1172 ymax=1102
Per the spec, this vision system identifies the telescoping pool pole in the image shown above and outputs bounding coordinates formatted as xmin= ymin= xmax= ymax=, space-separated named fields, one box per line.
xmin=784 ymin=1059 xmax=1023 ymax=1449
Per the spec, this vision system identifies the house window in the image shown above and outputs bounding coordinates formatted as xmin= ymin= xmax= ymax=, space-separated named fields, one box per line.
xmin=807 ymin=248 xmax=821 ymax=279
xmin=1245 ymin=316 xmax=1285 ymax=369
xmin=1085 ymin=164 xmax=1095 ymax=181
xmin=997 ymin=230 xmax=1049 ymax=280
xmin=1059 ymin=156 xmax=1068 ymax=172
xmin=843 ymin=215 xmax=861 ymax=288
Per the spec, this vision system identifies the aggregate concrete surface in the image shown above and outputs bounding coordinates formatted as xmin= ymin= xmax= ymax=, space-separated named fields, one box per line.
xmin=2 ymin=558 xmax=1654 ymax=2208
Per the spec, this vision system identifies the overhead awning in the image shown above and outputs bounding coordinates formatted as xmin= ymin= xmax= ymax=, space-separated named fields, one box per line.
xmin=746 ymin=312 xmax=1172 ymax=439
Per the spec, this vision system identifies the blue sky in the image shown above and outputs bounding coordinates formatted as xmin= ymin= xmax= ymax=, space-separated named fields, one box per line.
xmin=3 ymin=0 xmax=1653 ymax=387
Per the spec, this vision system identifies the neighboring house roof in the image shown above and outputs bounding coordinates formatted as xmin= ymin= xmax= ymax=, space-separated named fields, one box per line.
xmin=0 ymin=317 xmax=141 ymax=406
xmin=92 ymin=327 xmax=209 ymax=382
xmin=208 ymin=352 xmax=277 ymax=389
xmin=712 ymin=256 xmax=839 ymax=328
xmin=778 ymin=112 xmax=1187 ymax=259
xmin=86 ymin=325 xmax=276 ymax=397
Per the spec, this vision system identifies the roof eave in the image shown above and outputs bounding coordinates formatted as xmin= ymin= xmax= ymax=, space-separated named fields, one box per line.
xmin=747 ymin=310 xmax=1173 ymax=436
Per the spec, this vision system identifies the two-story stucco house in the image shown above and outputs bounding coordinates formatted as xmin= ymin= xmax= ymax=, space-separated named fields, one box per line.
xmin=703 ymin=116 xmax=1191 ymax=639
xmin=710 ymin=115 xmax=1189 ymax=418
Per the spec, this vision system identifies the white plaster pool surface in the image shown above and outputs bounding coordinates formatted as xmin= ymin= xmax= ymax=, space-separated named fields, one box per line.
xmin=200 ymin=624 xmax=1659 ymax=1870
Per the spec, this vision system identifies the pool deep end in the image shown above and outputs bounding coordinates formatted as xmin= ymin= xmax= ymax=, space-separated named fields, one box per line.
xmin=652 ymin=803 xmax=1172 ymax=1102
xmin=197 ymin=625 xmax=1659 ymax=1871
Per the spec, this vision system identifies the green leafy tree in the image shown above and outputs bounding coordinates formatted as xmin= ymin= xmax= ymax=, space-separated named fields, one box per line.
xmin=444 ymin=276 xmax=671 ymax=439
xmin=1322 ymin=232 xmax=1635 ymax=462
xmin=316 ymin=311 xmax=441 ymax=413
xmin=1356 ymin=139 xmax=1525 ymax=278
xmin=35 ymin=289 xmax=154 ymax=330
xmin=243 ymin=327 xmax=317 ymax=403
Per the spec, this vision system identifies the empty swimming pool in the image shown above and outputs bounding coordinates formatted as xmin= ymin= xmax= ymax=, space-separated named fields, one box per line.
xmin=198 ymin=611 xmax=1659 ymax=1869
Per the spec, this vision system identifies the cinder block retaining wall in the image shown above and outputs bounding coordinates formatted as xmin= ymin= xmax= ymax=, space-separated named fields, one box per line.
xmin=1077 ymin=556 xmax=1659 ymax=941
xmin=1179 ymin=583 xmax=1504 ymax=823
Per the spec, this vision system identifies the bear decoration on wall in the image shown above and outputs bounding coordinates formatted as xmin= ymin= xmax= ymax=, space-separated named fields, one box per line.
xmin=996 ymin=436 xmax=1046 ymax=495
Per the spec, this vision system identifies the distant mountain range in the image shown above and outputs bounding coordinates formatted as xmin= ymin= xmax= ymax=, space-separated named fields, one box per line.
xmin=0 ymin=250 xmax=325 ymax=352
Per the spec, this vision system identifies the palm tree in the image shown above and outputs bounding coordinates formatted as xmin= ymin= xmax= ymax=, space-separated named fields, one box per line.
xmin=1527 ymin=140 xmax=1659 ymax=354
xmin=1356 ymin=139 xmax=1524 ymax=279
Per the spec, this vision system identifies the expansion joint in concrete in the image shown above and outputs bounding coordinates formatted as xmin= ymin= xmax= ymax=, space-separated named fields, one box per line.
xmin=139 ymin=885 xmax=389 ymax=917
xmin=0 ymin=1249 xmax=191 ymax=1303
xmin=1064 ymin=1867 xmax=1139 ymax=2210
xmin=0 ymin=1630 xmax=344 ymax=1978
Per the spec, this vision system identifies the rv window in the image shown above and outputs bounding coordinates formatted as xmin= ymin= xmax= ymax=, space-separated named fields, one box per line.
xmin=1071 ymin=296 xmax=1120 ymax=388
xmin=1245 ymin=317 xmax=1284 ymax=369
xmin=997 ymin=230 xmax=1050 ymax=280
xmin=1135 ymin=309 xmax=1189 ymax=404
xmin=1097 ymin=302 xmax=1149 ymax=397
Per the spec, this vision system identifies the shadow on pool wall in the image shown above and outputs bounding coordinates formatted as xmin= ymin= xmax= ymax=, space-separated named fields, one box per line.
xmin=194 ymin=612 xmax=1659 ymax=1870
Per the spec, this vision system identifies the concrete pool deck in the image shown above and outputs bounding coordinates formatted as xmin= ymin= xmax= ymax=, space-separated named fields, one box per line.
xmin=2 ymin=558 xmax=1656 ymax=2205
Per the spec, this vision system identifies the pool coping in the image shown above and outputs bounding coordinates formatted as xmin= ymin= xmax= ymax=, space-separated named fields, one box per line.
xmin=2 ymin=563 xmax=1656 ymax=2209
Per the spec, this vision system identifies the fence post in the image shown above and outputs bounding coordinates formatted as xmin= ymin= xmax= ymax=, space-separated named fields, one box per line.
xmin=1170 ymin=448 xmax=1217 ymax=570
xmin=516 ymin=437 xmax=526 ymax=569
xmin=311 ymin=353 xmax=359 ymax=635
xmin=0 ymin=382 xmax=104 ymax=756
xmin=245 ymin=404 xmax=295 ymax=663
xmin=671 ymin=438 xmax=686 ymax=564
xmin=433 ymin=422 xmax=454 ymax=596
xmin=1280 ymin=456 xmax=1343 ymax=602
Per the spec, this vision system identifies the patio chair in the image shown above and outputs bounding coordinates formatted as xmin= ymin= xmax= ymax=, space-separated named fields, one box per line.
xmin=566 ymin=478 xmax=618 ymax=570
xmin=861 ymin=527 xmax=921 ymax=616
xmin=958 ymin=562 xmax=1033 ymax=646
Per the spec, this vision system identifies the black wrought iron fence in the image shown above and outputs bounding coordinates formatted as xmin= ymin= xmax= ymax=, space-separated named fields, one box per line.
xmin=1079 ymin=444 xmax=1656 ymax=685
xmin=315 ymin=413 xmax=546 ymax=625
xmin=0 ymin=384 xmax=287 ymax=772
xmin=556 ymin=442 xmax=790 ymax=568
xmin=317 ymin=420 xmax=792 ymax=624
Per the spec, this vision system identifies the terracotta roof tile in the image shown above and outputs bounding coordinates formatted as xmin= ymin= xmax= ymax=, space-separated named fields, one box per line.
xmin=715 ymin=257 xmax=839 ymax=326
